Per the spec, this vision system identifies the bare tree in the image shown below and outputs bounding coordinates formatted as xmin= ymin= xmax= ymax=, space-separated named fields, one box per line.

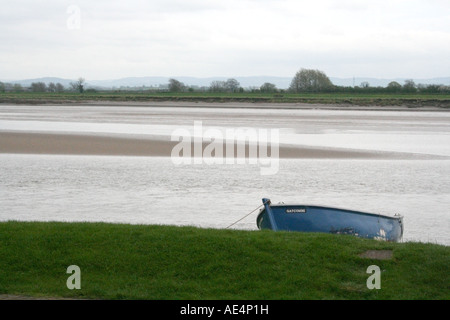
xmin=360 ymin=81 xmax=370 ymax=88
xmin=403 ymin=79 xmax=417 ymax=93
xmin=70 ymin=77 xmax=85 ymax=93
xmin=168 ymin=78 xmax=185 ymax=92
xmin=209 ymin=80 xmax=226 ymax=93
xmin=13 ymin=84 xmax=23 ymax=92
xmin=55 ymin=83 xmax=65 ymax=93
xmin=260 ymin=82 xmax=277 ymax=93
xmin=48 ymin=82 xmax=56 ymax=92
xmin=224 ymin=78 xmax=240 ymax=93
xmin=31 ymin=82 xmax=47 ymax=92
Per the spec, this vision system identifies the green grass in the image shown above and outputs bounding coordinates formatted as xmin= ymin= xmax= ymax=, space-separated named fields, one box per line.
xmin=0 ymin=221 xmax=448 ymax=300
xmin=1 ymin=91 xmax=450 ymax=107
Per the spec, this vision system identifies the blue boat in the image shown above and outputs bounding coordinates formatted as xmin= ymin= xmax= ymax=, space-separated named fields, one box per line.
xmin=257 ymin=198 xmax=403 ymax=242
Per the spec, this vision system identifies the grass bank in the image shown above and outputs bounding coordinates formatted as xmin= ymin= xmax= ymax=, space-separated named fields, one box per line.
xmin=1 ymin=92 xmax=450 ymax=107
xmin=0 ymin=221 xmax=448 ymax=300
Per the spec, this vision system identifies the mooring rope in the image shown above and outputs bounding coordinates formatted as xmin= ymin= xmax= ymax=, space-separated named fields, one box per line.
xmin=226 ymin=200 xmax=269 ymax=229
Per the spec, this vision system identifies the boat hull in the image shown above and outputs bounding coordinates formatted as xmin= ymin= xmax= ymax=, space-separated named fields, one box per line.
xmin=257 ymin=200 xmax=403 ymax=242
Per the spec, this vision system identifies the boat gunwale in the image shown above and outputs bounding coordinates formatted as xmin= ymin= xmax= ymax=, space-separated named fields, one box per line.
xmin=262 ymin=203 xmax=403 ymax=221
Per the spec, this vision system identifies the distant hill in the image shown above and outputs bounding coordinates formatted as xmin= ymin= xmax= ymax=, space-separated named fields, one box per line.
xmin=4 ymin=75 xmax=450 ymax=90
xmin=87 ymin=76 xmax=294 ymax=89
xmin=8 ymin=77 xmax=75 ymax=87
xmin=330 ymin=77 xmax=450 ymax=88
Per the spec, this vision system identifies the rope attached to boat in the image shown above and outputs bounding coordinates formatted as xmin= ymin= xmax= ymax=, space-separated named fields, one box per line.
xmin=226 ymin=200 xmax=269 ymax=229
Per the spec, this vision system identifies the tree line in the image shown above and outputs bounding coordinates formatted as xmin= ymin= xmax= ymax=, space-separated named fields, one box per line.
xmin=1 ymin=71 xmax=449 ymax=94
xmin=330 ymin=78 xmax=450 ymax=94
xmin=0 ymin=77 xmax=86 ymax=93
xmin=168 ymin=69 xmax=450 ymax=94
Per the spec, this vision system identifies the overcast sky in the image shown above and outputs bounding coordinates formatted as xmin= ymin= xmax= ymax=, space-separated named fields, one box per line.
xmin=1 ymin=0 xmax=449 ymax=80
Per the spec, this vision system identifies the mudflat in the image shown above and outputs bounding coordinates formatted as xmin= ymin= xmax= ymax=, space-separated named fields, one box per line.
xmin=0 ymin=131 xmax=403 ymax=159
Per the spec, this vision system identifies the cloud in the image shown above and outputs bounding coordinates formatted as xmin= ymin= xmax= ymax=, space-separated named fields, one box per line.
xmin=0 ymin=0 xmax=449 ymax=80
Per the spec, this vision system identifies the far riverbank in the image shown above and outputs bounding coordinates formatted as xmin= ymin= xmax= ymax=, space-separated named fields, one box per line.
xmin=1 ymin=91 xmax=450 ymax=110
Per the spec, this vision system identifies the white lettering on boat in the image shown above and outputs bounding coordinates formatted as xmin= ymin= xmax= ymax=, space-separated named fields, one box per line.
xmin=286 ymin=208 xmax=306 ymax=213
